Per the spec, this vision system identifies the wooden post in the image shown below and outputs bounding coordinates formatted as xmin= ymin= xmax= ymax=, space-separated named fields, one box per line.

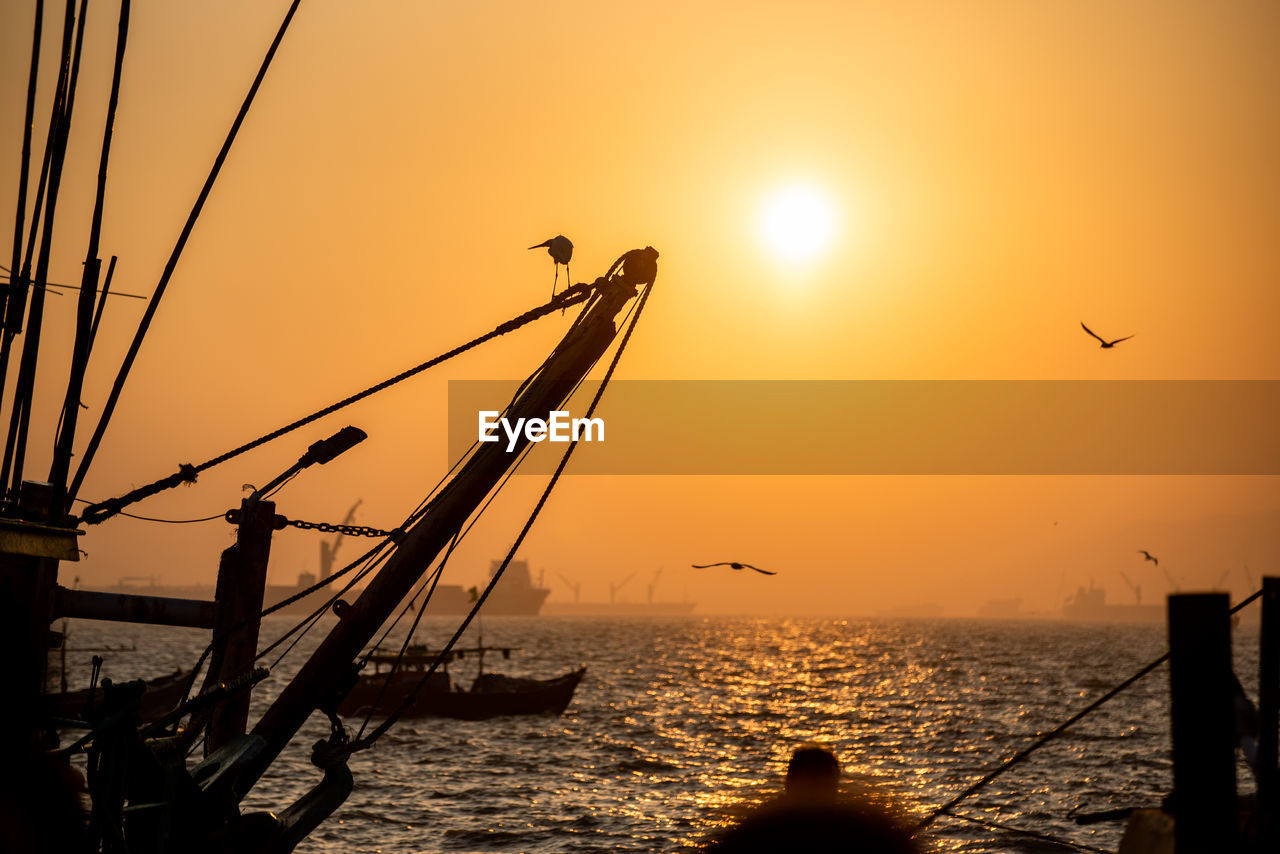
xmin=1259 ymin=576 xmax=1280 ymax=844
xmin=205 ymin=497 xmax=276 ymax=754
xmin=0 ymin=549 xmax=58 ymax=701
xmin=0 ymin=481 xmax=69 ymax=704
xmin=1167 ymin=592 xmax=1237 ymax=853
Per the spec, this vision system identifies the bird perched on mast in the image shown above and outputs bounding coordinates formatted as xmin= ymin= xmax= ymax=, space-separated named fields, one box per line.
xmin=529 ymin=235 xmax=573 ymax=301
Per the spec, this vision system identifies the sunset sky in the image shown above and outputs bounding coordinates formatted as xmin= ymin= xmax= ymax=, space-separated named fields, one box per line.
xmin=1 ymin=0 xmax=1277 ymax=616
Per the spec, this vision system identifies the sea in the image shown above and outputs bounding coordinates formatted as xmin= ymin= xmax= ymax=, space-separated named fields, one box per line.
xmin=50 ymin=614 xmax=1264 ymax=853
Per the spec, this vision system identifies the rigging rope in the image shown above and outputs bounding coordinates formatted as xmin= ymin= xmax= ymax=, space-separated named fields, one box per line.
xmin=178 ymin=281 xmax=602 ymax=705
xmin=178 ymin=407 xmax=492 ymax=707
xmin=350 ymin=274 xmax=641 ymax=728
xmin=354 ymin=529 xmax=463 ymax=738
xmin=175 ymin=536 xmax=395 ymax=714
xmin=350 ymin=275 xmax=655 ymax=753
xmin=352 ymin=430 xmax=548 ymax=737
xmin=77 ymin=281 xmax=598 ymax=525
xmin=916 ymin=587 xmax=1265 ymax=832
xmin=352 ymin=274 xmax=634 ymax=686
xmin=165 ymin=251 xmax=650 ymax=754
xmin=938 ymin=809 xmax=1113 ymax=854
xmin=250 ymin=288 xmax=605 ymax=676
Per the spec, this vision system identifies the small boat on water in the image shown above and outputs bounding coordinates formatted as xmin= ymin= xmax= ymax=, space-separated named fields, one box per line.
xmin=45 ymin=668 xmax=191 ymax=725
xmin=338 ymin=644 xmax=585 ymax=720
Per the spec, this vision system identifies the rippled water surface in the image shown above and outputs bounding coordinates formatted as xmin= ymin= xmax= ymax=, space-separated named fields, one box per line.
xmin=55 ymin=615 xmax=1262 ymax=853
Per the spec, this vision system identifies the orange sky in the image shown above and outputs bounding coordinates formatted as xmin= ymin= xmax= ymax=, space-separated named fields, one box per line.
xmin=1 ymin=0 xmax=1277 ymax=615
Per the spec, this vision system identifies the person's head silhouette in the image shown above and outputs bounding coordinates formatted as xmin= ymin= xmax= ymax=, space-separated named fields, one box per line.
xmin=785 ymin=743 xmax=841 ymax=799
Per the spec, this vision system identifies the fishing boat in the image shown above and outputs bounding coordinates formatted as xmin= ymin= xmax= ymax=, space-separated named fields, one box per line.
xmin=337 ymin=644 xmax=585 ymax=720
xmin=44 ymin=667 xmax=191 ymax=725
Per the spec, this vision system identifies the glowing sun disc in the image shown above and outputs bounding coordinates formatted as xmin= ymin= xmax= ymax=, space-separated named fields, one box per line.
xmin=758 ymin=185 xmax=837 ymax=263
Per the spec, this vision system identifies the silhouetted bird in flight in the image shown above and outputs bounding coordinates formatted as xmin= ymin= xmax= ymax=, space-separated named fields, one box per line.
xmin=1138 ymin=550 xmax=1159 ymax=566
xmin=692 ymin=562 xmax=776 ymax=576
xmin=1081 ymin=322 xmax=1134 ymax=349
xmin=530 ymin=235 xmax=573 ymax=300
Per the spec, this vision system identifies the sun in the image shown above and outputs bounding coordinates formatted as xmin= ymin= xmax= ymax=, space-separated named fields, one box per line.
xmin=758 ymin=184 xmax=837 ymax=264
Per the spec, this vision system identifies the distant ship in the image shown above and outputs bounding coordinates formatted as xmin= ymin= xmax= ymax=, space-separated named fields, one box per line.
xmin=976 ymin=597 xmax=1023 ymax=619
xmin=876 ymin=602 xmax=944 ymax=618
xmin=424 ymin=559 xmax=551 ymax=616
xmin=97 ymin=573 xmax=346 ymax=617
xmin=1062 ymin=582 xmax=1163 ymax=623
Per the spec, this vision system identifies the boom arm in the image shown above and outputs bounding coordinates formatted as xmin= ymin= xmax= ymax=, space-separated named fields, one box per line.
xmin=239 ymin=272 xmax=642 ymax=795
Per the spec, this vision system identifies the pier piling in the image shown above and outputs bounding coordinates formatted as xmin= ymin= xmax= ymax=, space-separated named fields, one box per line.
xmin=1259 ymin=577 xmax=1279 ymax=846
xmin=1167 ymin=592 xmax=1237 ymax=853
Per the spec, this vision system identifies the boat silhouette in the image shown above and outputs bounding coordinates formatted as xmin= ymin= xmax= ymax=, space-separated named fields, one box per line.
xmin=338 ymin=644 xmax=584 ymax=720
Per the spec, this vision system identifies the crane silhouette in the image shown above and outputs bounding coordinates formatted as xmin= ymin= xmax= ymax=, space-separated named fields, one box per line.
xmin=692 ymin=562 xmax=776 ymax=576
xmin=1081 ymin=322 xmax=1134 ymax=349
xmin=529 ymin=235 xmax=573 ymax=300
xmin=1118 ymin=570 xmax=1142 ymax=605
xmin=646 ymin=568 xmax=663 ymax=605
xmin=318 ymin=499 xmax=362 ymax=580
xmin=609 ymin=573 xmax=635 ymax=604
xmin=556 ymin=572 xmax=581 ymax=604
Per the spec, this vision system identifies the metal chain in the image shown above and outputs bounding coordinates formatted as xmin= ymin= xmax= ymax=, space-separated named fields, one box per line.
xmin=222 ymin=507 xmax=399 ymax=539
xmin=280 ymin=516 xmax=399 ymax=539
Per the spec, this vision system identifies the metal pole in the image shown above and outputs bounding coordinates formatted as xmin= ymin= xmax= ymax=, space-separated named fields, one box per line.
xmin=54 ymin=587 xmax=216 ymax=629
xmin=68 ymin=0 xmax=304 ymax=503
xmin=205 ymin=497 xmax=276 ymax=753
xmin=1167 ymin=592 xmax=1237 ymax=853
xmin=1259 ymin=576 xmax=1279 ymax=845
xmin=50 ymin=0 xmax=131 ymax=497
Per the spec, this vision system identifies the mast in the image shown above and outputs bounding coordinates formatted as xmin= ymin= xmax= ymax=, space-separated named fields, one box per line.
xmin=240 ymin=275 xmax=641 ymax=793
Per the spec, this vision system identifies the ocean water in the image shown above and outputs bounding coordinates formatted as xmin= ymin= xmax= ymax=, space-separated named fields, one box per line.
xmin=51 ymin=614 xmax=1264 ymax=853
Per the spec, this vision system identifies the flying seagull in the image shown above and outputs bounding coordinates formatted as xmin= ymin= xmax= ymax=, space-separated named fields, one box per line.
xmin=1138 ymin=550 xmax=1159 ymax=566
xmin=1081 ymin=322 xmax=1134 ymax=349
xmin=530 ymin=235 xmax=573 ymax=301
xmin=691 ymin=562 xmax=777 ymax=576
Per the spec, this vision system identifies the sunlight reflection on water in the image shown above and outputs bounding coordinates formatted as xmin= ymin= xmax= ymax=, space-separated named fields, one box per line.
xmin=54 ymin=614 xmax=1261 ymax=853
